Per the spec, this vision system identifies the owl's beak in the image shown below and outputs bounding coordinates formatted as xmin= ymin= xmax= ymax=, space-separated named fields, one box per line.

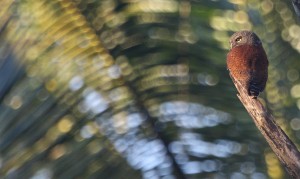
xmin=230 ymin=43 xmax=233 ymax=49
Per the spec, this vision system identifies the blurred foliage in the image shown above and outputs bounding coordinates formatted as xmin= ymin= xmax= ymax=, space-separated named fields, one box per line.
xmin=0 ymin=0 xmax=300 ymax=178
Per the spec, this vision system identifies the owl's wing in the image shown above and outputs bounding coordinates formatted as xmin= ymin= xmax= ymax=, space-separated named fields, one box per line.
xmin=248 ymin=57 xmax=268 ymax=97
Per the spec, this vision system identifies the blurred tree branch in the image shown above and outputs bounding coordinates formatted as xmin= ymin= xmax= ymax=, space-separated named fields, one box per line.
xmin=292 ymin=0 xmax=300 ymax=20
xmin=231 ymin=76 xmax=300 ymax=178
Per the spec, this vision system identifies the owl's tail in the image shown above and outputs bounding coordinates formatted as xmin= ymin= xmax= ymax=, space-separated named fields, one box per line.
xmin=249 ymin=82 xmax=262 ymax=98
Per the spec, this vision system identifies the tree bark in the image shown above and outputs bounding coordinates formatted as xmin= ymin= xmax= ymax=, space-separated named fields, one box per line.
xmin=231 ymin=77 xmax=300 ymax=178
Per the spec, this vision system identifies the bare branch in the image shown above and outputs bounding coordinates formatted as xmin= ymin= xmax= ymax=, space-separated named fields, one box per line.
xmin=231 ymin=77 xmax=300 ymax=178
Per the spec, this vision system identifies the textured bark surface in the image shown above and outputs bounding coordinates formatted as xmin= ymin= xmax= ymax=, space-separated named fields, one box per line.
xmin=231 ymin=77 xmax=300 ymax=178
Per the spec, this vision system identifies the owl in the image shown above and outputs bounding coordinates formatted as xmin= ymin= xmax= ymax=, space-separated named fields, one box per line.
xmin=227 ymin=31 xmax=268 ymax=98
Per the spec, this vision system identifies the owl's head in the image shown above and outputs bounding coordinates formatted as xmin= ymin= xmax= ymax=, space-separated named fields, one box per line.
xmin=229 ymin=31 xmax=262 ymax=49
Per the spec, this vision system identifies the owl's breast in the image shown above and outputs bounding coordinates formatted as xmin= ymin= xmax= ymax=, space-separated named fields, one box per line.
xmin=226 ymin=45 xmax=268 ymax=82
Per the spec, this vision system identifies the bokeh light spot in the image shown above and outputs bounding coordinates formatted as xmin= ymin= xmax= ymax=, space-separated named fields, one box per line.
xmin=290 ymin=118 xmax=300 ymax=130
xmin=80 ymin=124 xmax=97 ymax=139
xmin=46 ymin=79 xmax=57 ymax=92
xmin=31 ymin=168 xmax=53 ymax=179
xmin=287 ymin=69 xmax=299 ymax=82
xmin=69 ymin=75 xmax=84 ymax=91
xmin=234 ymin=11 xmax=248 ymax=24
xmin=291 ymin=84 xmax=300 ymax=98
xmin=49 ymin=145 xmax=66 ymax=160
xmin=108 ymin=65 xmax=121 ymax=79
xmin=57 ymin=117 xmax=74 ymax=133
xmin=261 ymin=0 xmax=273 ymax=14
xmin=9 ymin=95 xmax=23 ymax=109
xmin=289 ymin=25 xmax=300 ymax=39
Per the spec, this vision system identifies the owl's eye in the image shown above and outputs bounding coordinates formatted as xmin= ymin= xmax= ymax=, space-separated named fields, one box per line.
xmin=235 ymin=36 xmax=242 ymax=42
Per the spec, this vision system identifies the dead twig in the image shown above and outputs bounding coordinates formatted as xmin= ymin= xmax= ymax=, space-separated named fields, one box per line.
xmin=231 ymin=77 xmax=300 ymax=178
